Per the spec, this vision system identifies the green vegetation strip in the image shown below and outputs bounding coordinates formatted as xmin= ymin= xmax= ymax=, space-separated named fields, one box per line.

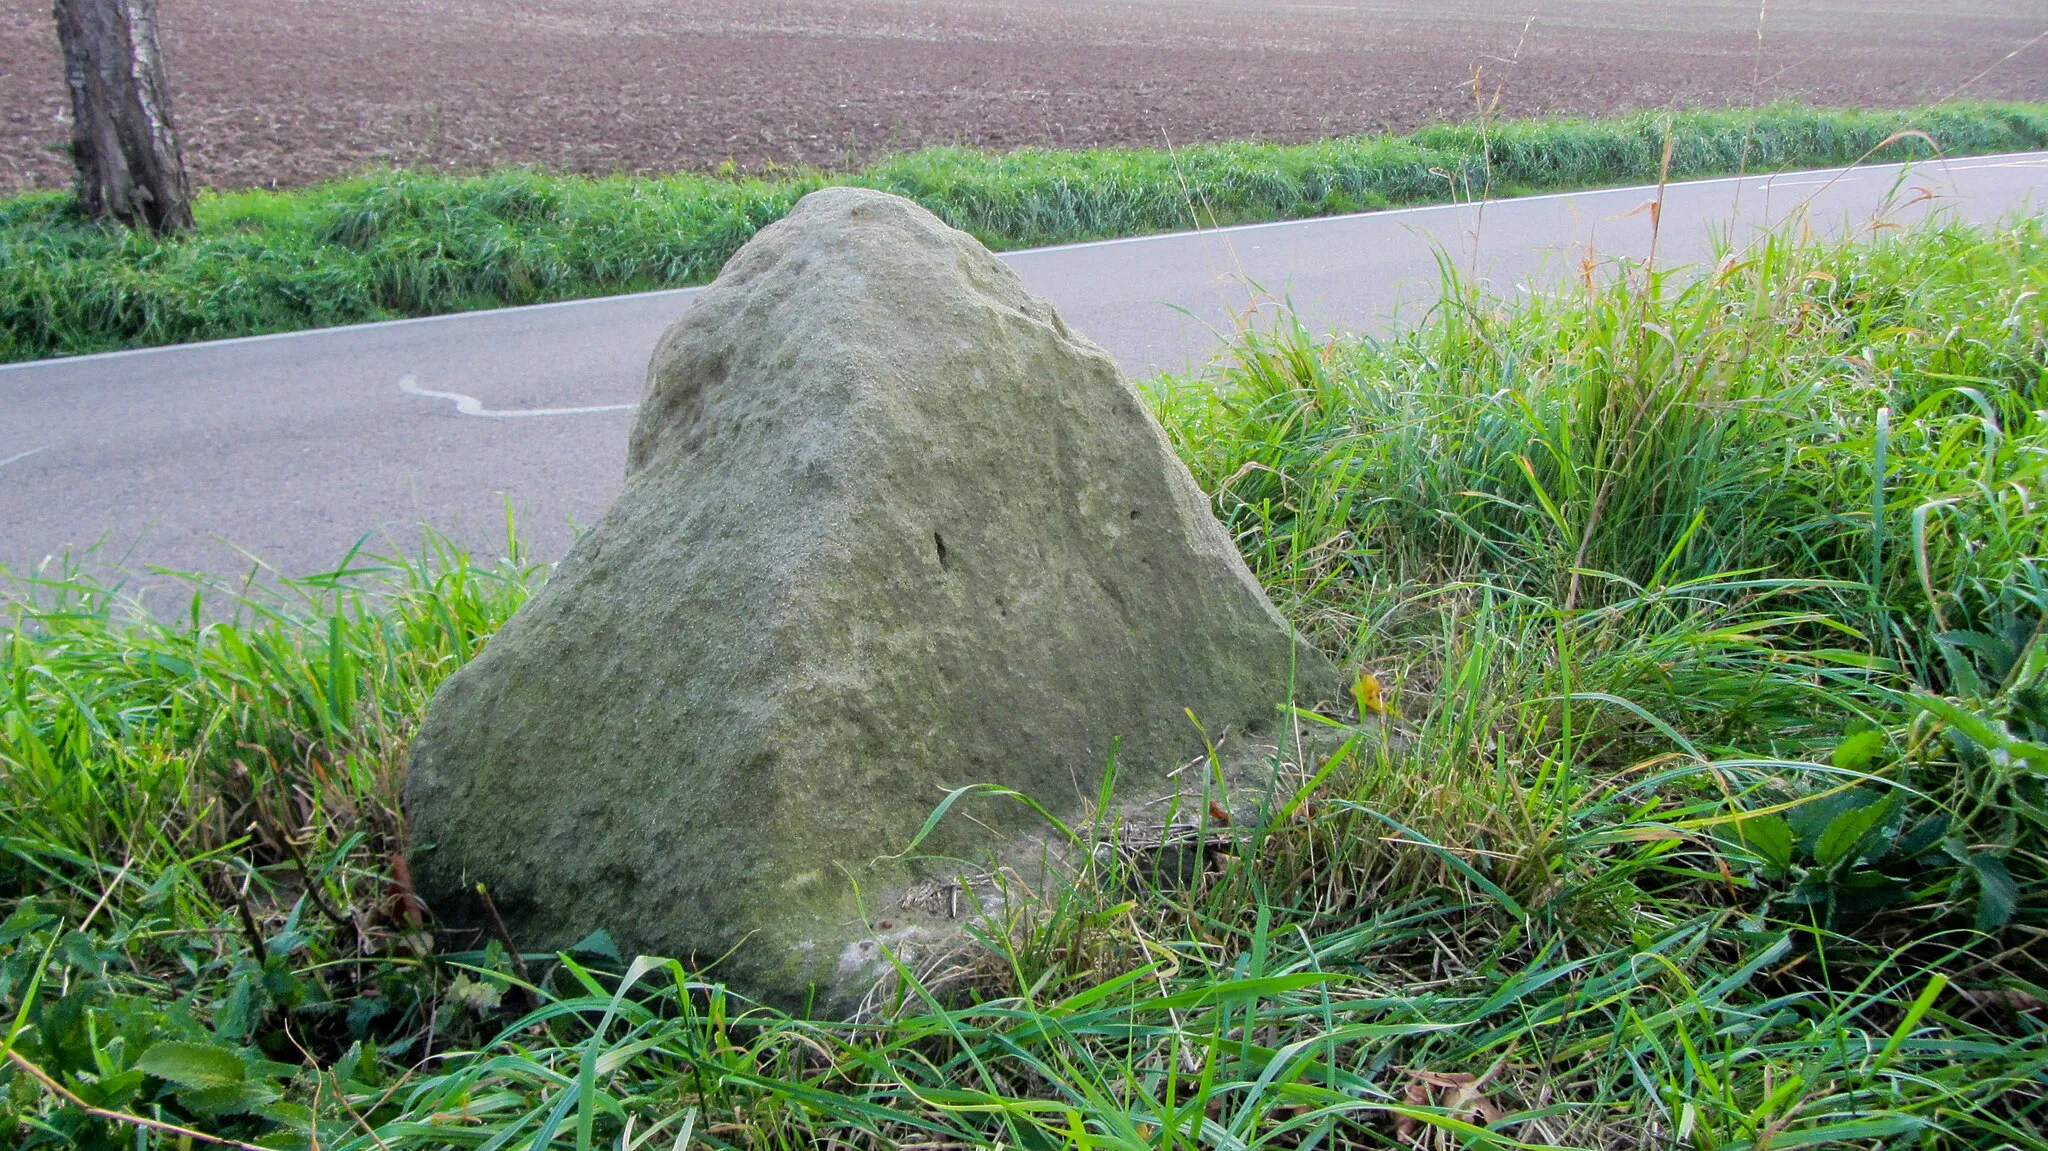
xmin=5 ymin=212 xmax=2048 ymax=1148
xmin=5 ymin=100 xmax=2048 ymax=363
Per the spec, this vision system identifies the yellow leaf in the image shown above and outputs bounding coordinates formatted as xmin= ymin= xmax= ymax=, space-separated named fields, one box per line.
xmin=1353 ymin=673 xmax=1393 ymax=718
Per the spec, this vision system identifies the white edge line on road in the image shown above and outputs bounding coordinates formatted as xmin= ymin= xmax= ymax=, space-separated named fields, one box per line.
xmin=398 ymin=374 xmax=638 ymax=418
xmin=1002 ymin=154 xmax=2017 ymax=257
xmin=4 ymin=150 xmax=2042 ymax=375
xmin=0 ymin=289 xmax=703 ymax=375
xmin=0 ymin=445 xmax=50 ymax=471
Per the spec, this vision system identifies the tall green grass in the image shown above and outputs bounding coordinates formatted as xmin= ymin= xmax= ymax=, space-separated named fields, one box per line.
xmin=6 ymin=101 xmax=2048 ymax=363
xmin=3 ymin=211 xmax=2046 ymax=1148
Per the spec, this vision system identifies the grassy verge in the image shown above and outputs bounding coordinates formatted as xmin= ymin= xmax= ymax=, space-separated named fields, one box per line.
xmin=5 ymin=212 xmax=2048 ymax=1148
xmin=6 ymin=100 xmax=2048 ymax=363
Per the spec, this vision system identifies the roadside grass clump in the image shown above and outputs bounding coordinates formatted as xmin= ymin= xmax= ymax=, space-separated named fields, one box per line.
xmin=6 ymin=100 xmax=2048 ymax=363
xmin=4 ymin=211 xmax=2048 ymax=1148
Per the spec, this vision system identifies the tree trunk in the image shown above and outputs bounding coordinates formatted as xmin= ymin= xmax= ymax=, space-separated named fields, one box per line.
xmin=53 ymin=0 xmax=193 ymax=233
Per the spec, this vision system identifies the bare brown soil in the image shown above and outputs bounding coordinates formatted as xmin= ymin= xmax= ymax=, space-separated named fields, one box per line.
xmin=3 ymin=0 xmax=2045 ymax=193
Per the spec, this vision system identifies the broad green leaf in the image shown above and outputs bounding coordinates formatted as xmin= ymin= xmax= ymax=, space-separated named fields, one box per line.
xmin=137 ymin=1041 xmax=245 ymax=1091
xmin=1967 ymin=852 xmax=2019 ymax=931
xmin=177 ymin=1080 xmax=280 ymax=1119
xmin=92 ymin=1068 xmax=145 ymax=1111
xmin=214 ymin=975 xmax=258 ymax=1042
xmin=331 ymin=1040 xmax=367 ymax=1088
xmin=1935 ymin=629 xmax=2014 ymax=673
xmin=1786 ymin=788 xmax=1867 ymax=850
xmin=0 ymin=904 xmax=53 ymax=948
xmin=1735 ymin=814 xmax=1793 ymax=872
xmin=1916 ymin=693 xmax=2003 ymax=751
xmin=1814 ymin=794 xmax=1892 ymax=869
xmin=261 ymin=961 xmax=305 ymax=1007
xmin=569 ymin=929 xmax=620 ymax=961
xmin=1918 ymin=693 xmax=2048 ymax=768
xmin=1894 ymin=814 xmax=1950 ymax=861
xmin=1786 ymin=873 xmax=1831 ymax=906
xmin=69 ymin=1067 xmax=144 ymax=1109
xmin=1832 ymin=870 xmax=1910 ymax=915
xmin=1831 ymin=729 xmax=1885 ymax=771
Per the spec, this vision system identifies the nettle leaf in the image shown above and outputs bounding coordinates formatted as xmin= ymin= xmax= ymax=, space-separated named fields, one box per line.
xmin=1831 ymin=729 xmax=1886 ymax=771
xmin=177 ymin=1080 xmax=280 ymax=1119
xmin=1919 ymin=693 xmax=2048 ymax=770
xmin=1786 ymin=872 xmax=1832 ymax=907
xmin=256 ymin=1100 xmax=314 ymax=1127
xmin=260 ymin=958 xmax=306 ymax=1008
xmin=87 ymin=1067 xmax=146 ymax=1112
xmin=331 ymin=1039 xmax=382 ymax=1092
xmin=137 ymin=1041 xmax=245 ymax=1092
xmin=1895 ymin=814 xmax=1952 ymax=861
xmin=1814 ymin=794 xmax=1895 ymax=870
xmin=214 ymin=976 xmax=258 ymax=1042
xmin=1735 ymin=814 xmax=1794 ymax=874
xmin=1936 ymin=629 xmax=2016 ymax=679
xmin=59 ymin=930 xmax=110 ymax=974
xmin=1832 ymin=870 xmax=1910 ymax=914
xmin=1918 ymin=693 xmax=2004 ymax=753
xmin=346 ymin=994 xmax=392 ymax=1038
xmin=570 ymin=929 xmax=621 ymax=962
xmin=1787 ymin=789 xmax=1867 ymax=853
xmin=0 ymin=902 xmax=55 ymax=947
xmin=1961 ymin=850 xmax=2019 ymax=932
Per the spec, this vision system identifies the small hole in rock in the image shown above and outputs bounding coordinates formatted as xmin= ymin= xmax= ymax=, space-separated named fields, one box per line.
xmin=933 ymin=531 xmax=950 ymax=569
xmin=1130 ymin=509 xmax=1141 ymax=520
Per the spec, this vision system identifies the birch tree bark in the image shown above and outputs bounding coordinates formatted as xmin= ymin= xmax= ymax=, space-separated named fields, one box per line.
xmin=53 ymin=0 xmax=194 ymax=233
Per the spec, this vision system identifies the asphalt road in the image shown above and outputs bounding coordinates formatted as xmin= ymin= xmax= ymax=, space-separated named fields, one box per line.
xmin=5 ymin=153 xmax=2048 ymax=593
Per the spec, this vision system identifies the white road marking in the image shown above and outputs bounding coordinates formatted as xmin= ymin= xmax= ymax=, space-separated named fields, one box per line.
xmin=0 ymin=445 xmax=49 ymax=472
xmin=1945 ymin=159 xmax=2048 ymax=171
xmin=398 ymin=374 xmax=639 ymax=418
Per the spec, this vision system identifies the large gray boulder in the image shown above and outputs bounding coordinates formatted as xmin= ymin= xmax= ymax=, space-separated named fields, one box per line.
xmin=402 ymin=187 xmax=1338 ymax=1010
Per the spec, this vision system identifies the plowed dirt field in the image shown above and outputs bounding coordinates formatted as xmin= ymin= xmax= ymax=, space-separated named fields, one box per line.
xmin=3 ymin=0 xmax=2044 ymax=192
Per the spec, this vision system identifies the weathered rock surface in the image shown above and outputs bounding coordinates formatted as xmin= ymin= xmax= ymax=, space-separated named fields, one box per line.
xmin=402 ymin=187 xmax=1339 ymax=1010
